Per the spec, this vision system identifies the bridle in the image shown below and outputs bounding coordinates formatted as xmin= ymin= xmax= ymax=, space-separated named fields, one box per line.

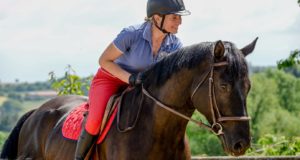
xmin=142 ymin=61 xmax=251 ymax=135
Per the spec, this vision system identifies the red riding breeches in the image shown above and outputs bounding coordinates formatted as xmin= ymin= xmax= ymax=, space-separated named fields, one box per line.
xmin=85 ymin=68 xmax=127 ymax=135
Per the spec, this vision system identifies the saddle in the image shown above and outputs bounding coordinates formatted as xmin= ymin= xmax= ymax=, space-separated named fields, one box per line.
xmin=99 ymin=91 xmax=122 ymax=135
xmin=61 ymin=87 xmax=132 ymax=144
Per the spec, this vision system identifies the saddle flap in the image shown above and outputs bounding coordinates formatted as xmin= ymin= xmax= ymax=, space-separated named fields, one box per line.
xmin=99 ymin=92 xmax=122 ymax=134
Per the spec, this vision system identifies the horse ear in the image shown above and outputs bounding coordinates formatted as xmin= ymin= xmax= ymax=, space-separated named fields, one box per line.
xmin=240 ymin=37 xmax=258 ymax=57
xmin=214 ymin=40 xmax=225 ymax=60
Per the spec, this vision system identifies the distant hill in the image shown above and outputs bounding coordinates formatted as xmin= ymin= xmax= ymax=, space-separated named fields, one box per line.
xmin=0 ymin=81 xmax=52 ymax=95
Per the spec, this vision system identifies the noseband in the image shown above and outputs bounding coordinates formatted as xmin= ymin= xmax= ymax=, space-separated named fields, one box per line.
xmin=142 ymin=61 xmax=251 ymax=135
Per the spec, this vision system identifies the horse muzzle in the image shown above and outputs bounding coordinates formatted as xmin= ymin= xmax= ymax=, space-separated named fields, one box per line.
xmin=220 ymin=131 xmax=251 ymax=156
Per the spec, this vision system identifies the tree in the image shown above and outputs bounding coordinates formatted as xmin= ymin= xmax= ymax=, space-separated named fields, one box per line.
xmin=266 ymin=69 xmax=300 ymax=113
xmin=49 ymin=65 xmax=92 ymax=96
xmin=247 ymin=69 xmax=300 ymax=139
xmin=247 ymin=71 xmax=279 ymax=138
xmin=246 ymin=68 xmax=300 ymax=156
xmin=0 ymin=99 xmax=22 ymax=131
xmin=277 ymin=50 xmax=300 ymax=69
xmin=281 ymin=65 xmax=300 ymax=77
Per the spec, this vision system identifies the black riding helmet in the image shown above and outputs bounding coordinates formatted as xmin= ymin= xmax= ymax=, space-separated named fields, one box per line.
xmin=147 ymin=0 xmax=191 ymax=18
xmin=147 ymin=0 xmax=191 ymax=34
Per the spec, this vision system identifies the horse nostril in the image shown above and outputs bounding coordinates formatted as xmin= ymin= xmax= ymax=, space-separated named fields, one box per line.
xmin=233 ymin=140 xmax=244 ymax=153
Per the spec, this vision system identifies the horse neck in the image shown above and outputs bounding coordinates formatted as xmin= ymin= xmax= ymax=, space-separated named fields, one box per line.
xmin=147 ymin=56 xmax=213 ymax=136
xmin=148 ymin=69 xmax=195 ymax=136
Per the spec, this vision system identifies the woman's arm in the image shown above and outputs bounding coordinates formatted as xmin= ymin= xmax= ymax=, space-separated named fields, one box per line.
xmin=99 ymin=43 xmax=131 ymax=84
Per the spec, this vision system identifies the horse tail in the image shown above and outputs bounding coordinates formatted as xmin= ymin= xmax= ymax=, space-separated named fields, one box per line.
xmin=0 ymin=109 xmax=36 ymax=159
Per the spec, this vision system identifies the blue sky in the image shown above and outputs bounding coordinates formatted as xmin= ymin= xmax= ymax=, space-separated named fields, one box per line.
xmin=0 ymin=0 xmax=299 ymax=83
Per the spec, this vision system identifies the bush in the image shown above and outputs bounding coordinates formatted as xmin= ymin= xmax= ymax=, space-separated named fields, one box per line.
xmin=0 ymin=131 xmax=9 ymax=152
xmin=247 ymin=134 xmax=300 ymax=156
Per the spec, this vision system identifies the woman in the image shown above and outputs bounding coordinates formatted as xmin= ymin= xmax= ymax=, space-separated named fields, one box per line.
xmin=75 ymin=0 xmax=190 ymax=159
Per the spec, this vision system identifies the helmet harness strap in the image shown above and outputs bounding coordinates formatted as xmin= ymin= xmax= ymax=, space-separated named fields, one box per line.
xmin=153 ymin=15 xmax=170 ymax=34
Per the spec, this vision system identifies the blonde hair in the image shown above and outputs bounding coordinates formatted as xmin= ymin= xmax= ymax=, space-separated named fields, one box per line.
xmin=144 ymin=16 xmax=152 ymax=22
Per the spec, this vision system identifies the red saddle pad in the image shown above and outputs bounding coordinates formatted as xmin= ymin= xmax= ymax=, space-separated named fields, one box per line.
xmin=61 ymin=102 xmax=118 ymax=144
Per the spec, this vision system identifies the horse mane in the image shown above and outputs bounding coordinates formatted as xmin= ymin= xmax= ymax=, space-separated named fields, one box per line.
xmin=223 ymin=42 xmax=249 ymax=81
xmin=142 ymin=41 xmax=248 ymax=88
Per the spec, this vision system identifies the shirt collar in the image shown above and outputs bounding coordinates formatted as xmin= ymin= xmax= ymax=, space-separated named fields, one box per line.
xmin=143 ymin=21 xmax=175 ymax=46
xmin=143 ymin=22 xmax=152 ymax=43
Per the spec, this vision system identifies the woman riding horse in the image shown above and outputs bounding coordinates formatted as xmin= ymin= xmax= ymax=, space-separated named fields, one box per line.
xmin=76 ymin=0 xmax=190 ymax=159
xmin=1 ymin=37 xmax=258 ymax=159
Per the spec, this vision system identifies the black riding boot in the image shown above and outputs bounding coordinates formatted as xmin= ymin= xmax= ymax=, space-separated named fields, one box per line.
xmin=74 ymin=128 xmax=96 ymax=160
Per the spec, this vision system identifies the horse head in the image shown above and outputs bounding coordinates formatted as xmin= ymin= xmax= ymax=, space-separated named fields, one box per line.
xmin=190 ymin=38 xmax=258 ymax=156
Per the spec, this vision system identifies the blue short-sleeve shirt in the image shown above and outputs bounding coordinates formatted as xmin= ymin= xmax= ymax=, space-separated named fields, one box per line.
xmin=113 ymin=21 xmax=182 ymax=74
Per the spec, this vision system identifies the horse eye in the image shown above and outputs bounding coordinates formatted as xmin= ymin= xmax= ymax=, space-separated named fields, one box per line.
xmin=220 ymin=84 xmax=226 ymax=90
xmin=220 ymin=84 xmax=230 ymax=92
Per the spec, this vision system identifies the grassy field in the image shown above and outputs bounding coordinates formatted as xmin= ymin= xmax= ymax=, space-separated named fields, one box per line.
xmin=0 ymin=98 xmax=56 ymax=151
xmin=21 ymin=99 xmax=49 ymax=112
xmin=0 ymin=96 xmax=48 ymax=113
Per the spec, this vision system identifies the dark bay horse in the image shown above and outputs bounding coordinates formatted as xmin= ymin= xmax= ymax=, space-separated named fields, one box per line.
xmin=1 ymin=38 xmax=258 ymax=160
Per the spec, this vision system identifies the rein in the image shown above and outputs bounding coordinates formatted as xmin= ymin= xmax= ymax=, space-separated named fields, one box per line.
xmin=142 ymin=61 xmax=250 ymax=135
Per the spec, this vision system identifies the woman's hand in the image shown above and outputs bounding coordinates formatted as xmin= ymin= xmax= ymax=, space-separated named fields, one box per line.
xmin=129 ymin=72 xmax=144 ymax=86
